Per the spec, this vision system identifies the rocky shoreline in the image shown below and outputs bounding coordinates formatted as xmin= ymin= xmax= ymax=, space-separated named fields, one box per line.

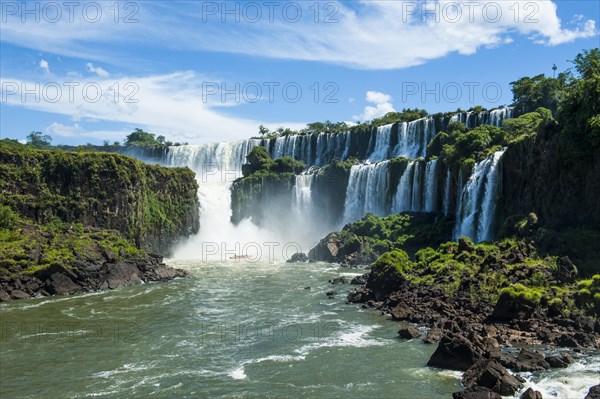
xmin=346 ymin=266 xmax=600 ymax=398
xmin=0 ymin=223 xmax=189 ymax=302
xmin=0 ymin=253 xmax=188 ymax=302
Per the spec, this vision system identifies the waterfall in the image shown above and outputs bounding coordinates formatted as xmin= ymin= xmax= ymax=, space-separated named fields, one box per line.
xmin=342 ymin=161 xmax=389 ymax=224
xmin=423 ymin=159 xmax=439 ymax=212
xmin=391 ymin=161 xmax=416 ymax=213
xmin=369 ymin=124 xmax=393 ymax=162
xmin=392 ymin=117 xmax=437 ymax=159
xmin=454 ymin=149 xmax=506 ymax=242
xmin=292 ymin=173 xmax=315 ymax=219
xmin=164 ymin=141 xmax=279 ymax=259
xmin=411 ymin=162 xmax=423 ymax=212
xmin=442 ymin=169 xmax=452 ymax=215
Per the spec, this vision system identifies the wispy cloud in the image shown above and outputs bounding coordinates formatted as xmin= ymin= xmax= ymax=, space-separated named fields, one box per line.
xmin=1 ymin=1 xmax=595 ymax=70
xmin=38 ymin=59 xmax=50 ymax=73
xmin=86 ymin=63 xmax=110 ymax=78
xmin=1 ymin=71 xmax=304 ymax=143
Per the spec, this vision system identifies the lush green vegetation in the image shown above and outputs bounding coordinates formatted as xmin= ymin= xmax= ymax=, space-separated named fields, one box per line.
xmin=0 ymin=143 xmax=199 ymax=253
xmin=0 ymin=216 xmax=141 ymax=277
xmin=370 ymin=235 xmax=600 ymax=316
xmin=324 ymin=213 xmax=453 ymax=262
xmin=241 ymin=146 xmax=305 ymax=178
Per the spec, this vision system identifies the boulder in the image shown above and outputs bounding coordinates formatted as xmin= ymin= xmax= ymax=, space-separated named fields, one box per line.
xmin=307 ymin=235 xmax=341 ymax=263
xmin=423 ymin=327 xmax=444 ymax=344
xmin=287 ymin=252 xmax=308 ymax=263
xmin=427 ymin=333 xmax=484 ymax=371
xmin=105 ymin=262 xmax=142 ymax=289
xmin=390 ymin=303 xmax=412 ymax=321
xmin=585 ymin=385 xmax=600 ymax=399
xmin=46 ymin=273 xmax=81 ymax=295
xmin=520 ymin=387 xmax=543 ymax=399
xmin=350 ymin=273 xmax=369 ymax=285
xmin=398 ymin=326 xmax=420 ymax=339
xmin=9 ymin=290 xmax=31 ymax=300
xmin=514 ymin=348 xmax=550 ymax=372
xmin=329 ymin=276 xmax=348 ymax=285
xmin=545 ymin=352 xmax=574 ymax=368
xmin=463 ymin=359 xmax=523 ymax=396
xmin=556 ymin=256 xmax=577 ymax=283
xmin=452 ymin=386 xmax=501 ymax=399
xmin=491 ymin=292 xmax=537 ymax=322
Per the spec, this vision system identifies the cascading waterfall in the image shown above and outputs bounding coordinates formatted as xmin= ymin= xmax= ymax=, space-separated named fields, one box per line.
xmin=454 ymin=149 xmax=506 ymax=242
xmin=152 ymin=106 xmax=515 ymax=256
xmin=423 ymin=159 xmax=439 ymax=212
xmin=442 ymin=170 xmax=452 ymax=215
xmin=292 ymin=173 xmax=315 ymax=219
xmin=262 ymin=107 xmax=514 ymax=167
xmin=342 ymin=161 xmax=389 ymax=224
xmin=164 ymin=141 xmax=279 ymax=260
xmin=391 ymin=161 xmax=416 ymax=213
xmin=369 ymin=124 xmax=393 ymax=162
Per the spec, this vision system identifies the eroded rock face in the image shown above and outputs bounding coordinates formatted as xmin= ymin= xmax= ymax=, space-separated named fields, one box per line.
xmin=307 ymin=235 xmax=342 ymax=263
xmin=397 ymin=326 xmax=420 ymax=339
xmin=452 ymin=386 xmax=502 ymax=399
xmin=520 ymin=387 xmax=543 ymax=399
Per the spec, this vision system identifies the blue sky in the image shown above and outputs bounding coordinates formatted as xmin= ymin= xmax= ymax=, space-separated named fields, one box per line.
xmin=1 ymin=0 xmax=598 ymax=145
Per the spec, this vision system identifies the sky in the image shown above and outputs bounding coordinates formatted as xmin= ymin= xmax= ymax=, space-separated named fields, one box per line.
xmin=0 ymin=0 xmax=598 ymax=145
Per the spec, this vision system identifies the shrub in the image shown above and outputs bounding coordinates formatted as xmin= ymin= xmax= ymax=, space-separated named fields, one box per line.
xmin=0 ymin=205 xmax=18 ymax=229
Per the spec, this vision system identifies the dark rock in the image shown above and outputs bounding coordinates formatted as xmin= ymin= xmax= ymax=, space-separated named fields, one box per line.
xmin=398 ymin=326 xmax=420 ymax=339
xmin=105 ymin=262 xmax=142 ymax=289
xmin=545 ymin=352 xmax=574 ymax=368
xmin=490 ymin=292 xmax=537 ymax=322
xmin=452 ymin=386 xmax=501 ymax=399
xmin=350 ymin=273 xmax=369 ymax=285
xmin=390 ymin=303 xmax=412 ymax=321
xmin=304 ymin=286 xmax=311 ymax=290
xmin=458 ymin=237 xmax=475 ymax=253
xmin=556 ymin=256 xmax=577 ymax=283
xmin=46 ymin=273 xmax=81 ymax=295
xmin=514 ymin=348 xmax=550 ymax=372
xmin=520 ymin=387 xmax=543 ymax=399
xmin=347 ymin=287 xmax=370 ymax=303
xmin=423 ymin=327 xmax=444 ymax=344
xmin=463 ymin=359 xmax=523 ymax=396
xmin=329 ymin=276 xmax=348 ymax=285
xmin=326 ymin=290 xmax=336 ymax=297
xmin=287 ymin=252 xmax=308 ymax=263
xmin=585 ymin=385 xmax=600 ymax=399
xmin=0 ymin=290 xmax=11 ymax=302
xmin=307 ymin=236 xmax=341 ymax=263
xmin=9 ymin=290 xmax=30 ymax=300
xmin=427 ymin=334 xmax=484 ymax=371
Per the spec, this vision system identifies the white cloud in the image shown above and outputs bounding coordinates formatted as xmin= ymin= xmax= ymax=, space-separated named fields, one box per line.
xmin=39 ymin=59 xmax=50 ymax=73
xmin=353 ymin=91 xmax=396 ymax=121
xmin=86 ymin=63 xmax=110 ymax=78
xmin=0 ymin=1 xmax=595 ymax=70
xmin=1 ymin=72 xmax=305 ymax=143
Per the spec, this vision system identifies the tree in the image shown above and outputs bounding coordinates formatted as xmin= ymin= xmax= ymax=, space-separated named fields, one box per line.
xmin=510 ymin=73 xmax=568 ymax=115
xmin=258 ymin=125 xmax=269 ymax=137
xmin=124 ymin=128 xmax=158 ymax=146
xmin=156 ymin=135 xmax=166 ymax=144
xmin=26 ymin=131 xmax=52 ymax=148
xmin=558 ymin=49 xmax=600 ymax=152
xmin=103 ymin=140 xmax=110 ymax=147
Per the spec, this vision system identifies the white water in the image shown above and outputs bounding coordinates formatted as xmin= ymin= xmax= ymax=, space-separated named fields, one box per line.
xmin=342 ymin=161 xmax=390 ymax=224
xmin=369 ymin=124 xmax=393 ymax=162
xmin=391 ymin=161 xmax=416 ymax=213
xmin=454 ymin=149 xmax=506 ymax=242
xmin=442 ymin=170 xmax=452 ymax=215
xmin=164 ymin=142 xmax=282 ymax=261
xmin=424 ymin=159 xmax=439 ymax=212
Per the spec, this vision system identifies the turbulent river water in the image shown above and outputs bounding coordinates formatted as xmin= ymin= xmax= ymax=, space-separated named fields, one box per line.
xmin=1 ymin=260 xmax=598 ymax=398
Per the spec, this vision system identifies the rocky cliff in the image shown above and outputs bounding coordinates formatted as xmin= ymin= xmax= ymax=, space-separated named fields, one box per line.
xmin=0 ymin=144 xmax=199 ymax=255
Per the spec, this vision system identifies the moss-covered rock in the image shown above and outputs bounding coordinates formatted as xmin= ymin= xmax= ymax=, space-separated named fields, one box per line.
xmin=0 ymin=144 xmax=199 ymax=255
